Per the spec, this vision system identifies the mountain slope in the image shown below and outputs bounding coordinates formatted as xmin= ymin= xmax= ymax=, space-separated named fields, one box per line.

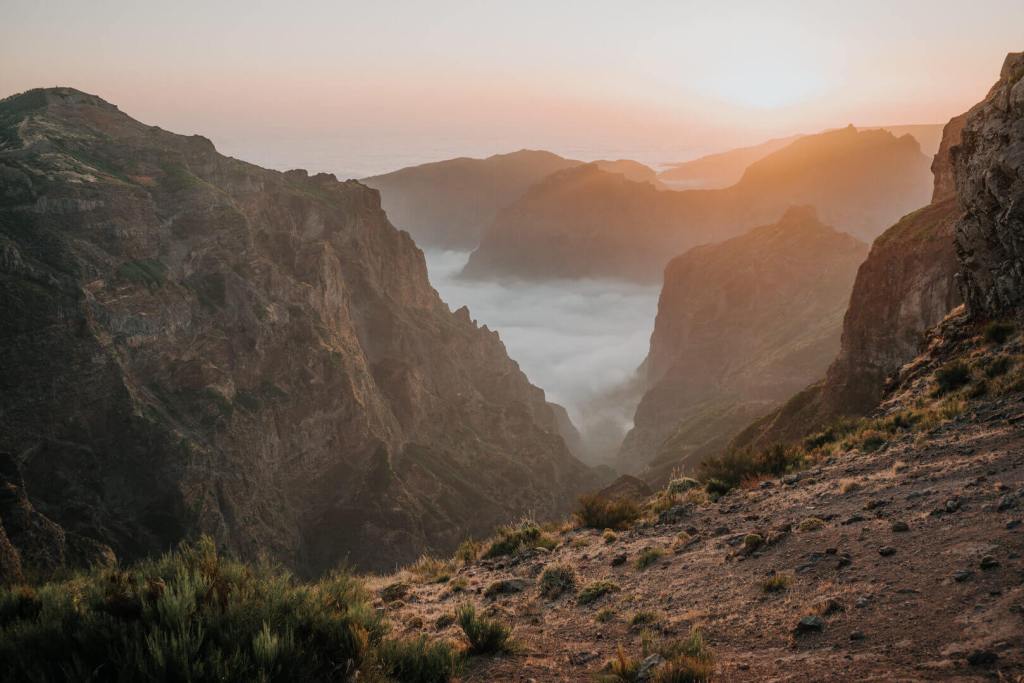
xmin=0 ymin=88 xmax=595 ymax=576
xmin=463 ymin=127 xmax=931 ymax=282
xmin=618 ymin=207 xmax=868 ymax=479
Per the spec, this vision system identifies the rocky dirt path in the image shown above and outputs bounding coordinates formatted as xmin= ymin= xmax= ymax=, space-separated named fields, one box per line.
xmin=382 ymin=395 xmax=1024 ymax=681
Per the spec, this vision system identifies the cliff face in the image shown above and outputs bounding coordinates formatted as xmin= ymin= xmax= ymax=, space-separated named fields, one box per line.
xmin=731 ymin=116 xmax=967 ymax=452
xmin=617 ymin=207 xmax=867 ymax=479
xmin=0 ymin=88 xmax=594 ymax=576
xmin=463 ymin=127 xmax=931 ymax=282
xmin=361 ymin=150 xmax=580 ymax=249
xmin=954 ymin=52 xmax=1024 ymax=317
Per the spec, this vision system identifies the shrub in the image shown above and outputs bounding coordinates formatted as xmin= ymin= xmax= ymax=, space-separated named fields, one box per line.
xmin=595 ymin=608 xmax=617 ymax=623
xmin=761 ymin=573 xmax=792 ymax=593
xmin=482 ymin=520 xmax=556 ymax=559
xmin=636 ymin=547 xmax=665 ymax=570
xmin=596 ymin=647 xmax=641 ymax=683
xmin=408 ymin=555 xmax=455 ymax=584
xmin=538 ymin=563 xmax=577 ymax=599
xmin=603 ymin=530 xmax=618 ymax=544
xmin=629 ymin=610 xmax=660 ymax=628
xmin=435 ymin=612 xmax=456 ymax=630
xmin=653 ymin=656 xmax=713 ymax=683
xmin=985 ymin=355 xmax=1013 ymax=378
xmin=700 ymin=443 xmax=801 ymax=492
xmin=984 ymin=320 xmax=1015 ymax=345
xmin=377 ymin=635 xmax=462 ymax=683
xmin=575 ymin=494 xmax=641 ymax=530
xmin=454 ymin=539 xmax=483 ymax=565
xmin=0 ymin=536 xmax=386 ymax=682
xmin=797 ymin=517 xmax=826 ymax=532
xmin=455 ymin=603 xmax=513 ymax=655
xmin=934 ymin=361 xmax=971 ymax=395
xmin=577 ymin=580 xmax=620 ymax=605
xmin=667 ymin=477 xmax=701 ymax=494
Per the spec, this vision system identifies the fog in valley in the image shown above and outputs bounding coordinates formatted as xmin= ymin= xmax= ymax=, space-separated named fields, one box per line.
xmin=424 ymin=249 xmax=659 ymax=463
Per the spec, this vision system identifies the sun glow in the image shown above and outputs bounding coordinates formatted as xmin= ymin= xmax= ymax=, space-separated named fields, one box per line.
xmin=704 ymin=54 xmax=825 ymax=109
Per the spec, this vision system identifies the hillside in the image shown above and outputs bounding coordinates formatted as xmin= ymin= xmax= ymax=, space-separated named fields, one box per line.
xmin=463 ymin=126 xmax=931 ymax=282
xmin=618 ymin=207 xmax=868 ymax=480
xmin=0 ymin=88 xmax=595 ymax=577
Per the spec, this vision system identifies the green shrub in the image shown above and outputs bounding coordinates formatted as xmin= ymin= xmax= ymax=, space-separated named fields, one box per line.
xmin=482 ymin=521 xmax=556 ymax=559
xmin=629 ymin=610 xmax=660 ymax=628
xmin=797 ymin=517 xmax=826 ymax=532
xmin=575 ymin=494 xmax=641 ymax=530
xmin=934 ymin=361 xmax=971 ymax=395
xmin=0 ymin=536 xmax=385 ymax=682
xmin=984 ymin=320 xmax=1016 ymax=345
xmin=538 ymin=563 xmax=577 ymax=599
xmin=700 ymin=443 xmax=801 ymax=493
xmin=455 ymin=603 xmax=513 ymax=655
xmin=377 ymin=635 xmax=462 ymax=683
xmin=577 ymin=580 xmax=620 ymax=605
xmin=635 ymin=547 xmax=665 ymax=570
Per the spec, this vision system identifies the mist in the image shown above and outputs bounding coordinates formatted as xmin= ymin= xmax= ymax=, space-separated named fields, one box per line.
xmin=424 ymin=250 xmax=659 ymax=464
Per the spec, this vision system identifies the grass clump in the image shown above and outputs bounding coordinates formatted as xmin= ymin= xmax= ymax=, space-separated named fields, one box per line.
xmin=984 ymin=320 xmax=1016 ymax=345
xmin=599 ymin=629 xmax=713 ymax=683
xmin=115 ymin=258 xmax=167 ymax=290
xmin=0 ymin=536 xmax=392 ymax=682
xmin=629 ymin=610 xmax=660 ymax=628
xmin=482 ymin=520 xmax=556 ymax=559
xmin=538 ymin=563 xmax=577 ymax=599
xmin=455 ymin=603 xmax=513 ymax=655
xmin=575 ymin=494 xmax=641 ymax=530
xmin=408 ymin=554 xmax=455 ymax=584
xmin=934 ymin=360 xmax=972 ymax=396
xmin=595 ymin=607 xmax=617 ymax=623
xmin=636 ymin=547 xmax=666 ymax=570
xmin=453 ymin=539 xmax=483 ymax=565
xmin=577 ymin=580 xmax=620 ymax=605
xmin=761 ymin=573 xmax=793 ymax=593
xmin=378 ymin=635 xmax=462 ymax=683
xmin=603 ymin=530 xmax=618 ymax=544
xmin=797 ymin=517 xmax=826 ymax=532
xmin=700 ymin=443 xmax=801 ymax=493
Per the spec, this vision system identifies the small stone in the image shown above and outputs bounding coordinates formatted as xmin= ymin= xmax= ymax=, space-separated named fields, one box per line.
xmin=945 ymin=499 xmax=961 ymax=513
xmin=611 ymin=553 xmax=627 ymax=567
xmin=843 ymin=514 xmax=866 ymax=525
xmin=878 ymin=546 xmax=897 ymax=557
xmin=953 ymin=570 xmax=973 ymax=582
xmin=891 ymin=521 xmax=910 ymax=532
xmin=820 ymin=597 xmax=844 ymax=615
xmin=966 ymin=649 xmax=998 ymax=667
xmin=794 ymin=615 xmax=825 ymax=634
xmin=1007 ymin=519 xmax=1022 ymax=530
xmin=849 ymin=631 xmax=866 ymax=641
xmin=855 ymin=596 xmax=869 ymax=608
xmin=979 ymin=555 xmax=1000 ymax=570
xmin=997 ymin=495 xmax=1016 ymax=512
xmin=836 ymin=554 xmax=853 ymax=569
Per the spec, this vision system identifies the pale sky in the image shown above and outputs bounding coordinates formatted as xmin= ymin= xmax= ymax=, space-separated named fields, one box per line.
xmin=2 ymin=0 xmax=1021 ymax=175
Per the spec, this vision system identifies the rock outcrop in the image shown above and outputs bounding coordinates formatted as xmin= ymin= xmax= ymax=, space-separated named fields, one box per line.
xmin=731 ymin=115 xmax=968 ymax=452
xmin=617 ymin=207 xmax=867 ymax=480
xmin=954 ymin=52 xmax=1024 ymax=317
xmin=463 ymin=127 xmax=932 ymax=282
xmin=0 ymin=88 xmax=594 ymax=575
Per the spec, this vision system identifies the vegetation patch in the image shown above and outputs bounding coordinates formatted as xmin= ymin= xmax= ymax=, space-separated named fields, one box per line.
xmin=761 ymin=573 xmax=793 ymax=593
xmin=984 ymin=320 xmax=1016 ymax=345
xmin=575 ymin=493 xmax=641 ymax=530
xmin=538 ymin=563 xmax=577 ymax=599
xmin=482 ymin=520 xmax=556 ymax=559
xmin=636 ymin=547 xmax=666 ymax=570
xmin=577 ymin=580 xmax=621 ymax=605
xmin=378 ymin=635 xmax=462 ymax=683
xmin=455 ymin=603 xmax=513 ymax=655
xmin=115 ymin=258 xmax=167 ymax=290
xmin=933 ymin=360 xmax=972 ymax=396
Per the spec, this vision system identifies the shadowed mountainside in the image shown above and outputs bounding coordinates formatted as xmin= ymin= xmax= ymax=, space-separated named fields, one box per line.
xmin=616 ymin=207 xmax=868 ymax=480
xmin=0 ymin=88 xmax=596 ymax=577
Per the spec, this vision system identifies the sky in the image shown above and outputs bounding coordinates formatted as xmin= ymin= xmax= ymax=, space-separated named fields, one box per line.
xmin=2 ymin=0 xmax=1021 ymax=176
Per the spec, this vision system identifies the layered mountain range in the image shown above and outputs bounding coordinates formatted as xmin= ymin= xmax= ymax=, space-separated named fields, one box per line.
xmin=617 ymin=207 xmax=868 ymax=480
xmin=362 ymin=153 xmax=661 ymax=249
xmin=0 ymin=88 xmax=595 ymax=577
xmin=462 ymin=126 xmax=932 ymax=282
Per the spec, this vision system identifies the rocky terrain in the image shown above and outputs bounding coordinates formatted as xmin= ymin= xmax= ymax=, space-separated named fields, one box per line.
xmin=731 ymin=115 xmax=967 ymax=453
xmin=463 ymin=126 xmax=931 ymax=282
xmin=363 ymin=152 xmax=660 ymax=249
xmin=0 ymin=88 xmax=596 ymax=578
xmin=618 ymin=207 xmax=868 ymax=481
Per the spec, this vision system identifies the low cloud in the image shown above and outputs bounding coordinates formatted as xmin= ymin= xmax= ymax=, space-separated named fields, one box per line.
xmin=425 ymin=250 xmax=659 ymax=464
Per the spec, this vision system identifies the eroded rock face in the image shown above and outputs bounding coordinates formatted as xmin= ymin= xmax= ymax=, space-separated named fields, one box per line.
xmin=618 ymin=207 xmax=867 ymax=480
xmin=731 ymin=115 xmax=967 ymax=452
xmin=954 ymin=52 xmax=1024 ymax=317
xmin=0 ymin=88 xmax=594 ymax=574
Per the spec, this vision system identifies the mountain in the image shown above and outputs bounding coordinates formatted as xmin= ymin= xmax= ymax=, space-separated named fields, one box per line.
xmin=463 ymin=126 xmax=932 ymax=282
xmin=729 ymin=115 xmax=967 ymax=453
xmin=361 ymin=150 xmax=580 ymax=249
xmin=658 ymin=134 xmax=801 ymax=188
xmin=617 ymin=207 xmax=868 ymax=480
xmin=362 ymin=154 xmax=662 ymax=249
xmin=0 ymin=88 xmax=596 ymax=577
xmin=657 ymin=125 xmax=942 ymax=191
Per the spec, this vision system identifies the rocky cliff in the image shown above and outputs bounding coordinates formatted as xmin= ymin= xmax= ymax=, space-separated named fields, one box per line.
xmin=730 ymin=115 xmax=968 ymax=452
xmin=463 ymin=127 xmax=931 ymax=282
xmin=617 ymin=207 xmax=867 ymax=480
xmin=0 ymin=88 xmax=594 ymax=577
xmin=954 ymin=52 xmax=1024 ymax=317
